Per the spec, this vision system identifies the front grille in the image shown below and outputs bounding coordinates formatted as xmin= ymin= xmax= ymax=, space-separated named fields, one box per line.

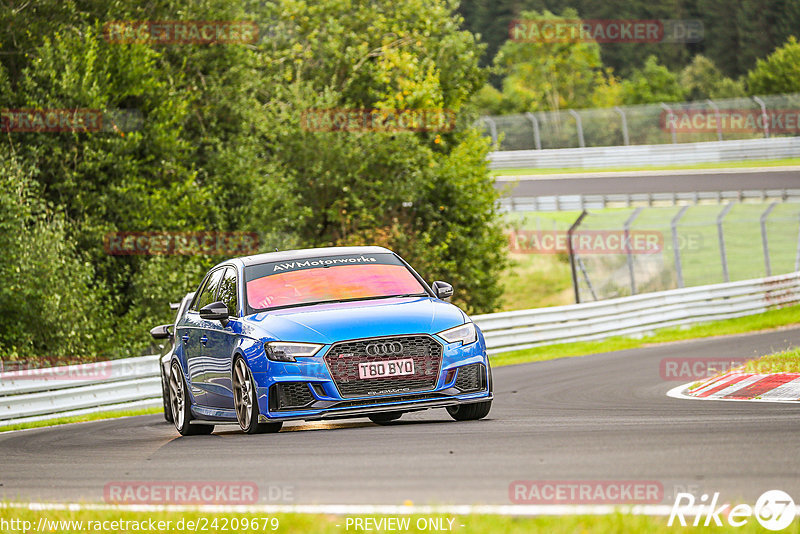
xmin=271 ymin=382 xmax=315 ymax=410
xmin=324 ymin=335 xmax=443 ymax=398
xmin=454 ymin=363 xmax=485 ymax=392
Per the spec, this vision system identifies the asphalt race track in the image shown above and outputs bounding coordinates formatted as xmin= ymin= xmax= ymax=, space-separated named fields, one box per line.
xmin=2 ymin=327 xmax=800 ymax=506
xmin=497 ymin=167 xmax=800 ymax=197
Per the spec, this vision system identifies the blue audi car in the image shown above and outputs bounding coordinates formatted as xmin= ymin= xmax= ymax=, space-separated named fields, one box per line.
xmin=164 ymin=246 xmax=492 ymax=435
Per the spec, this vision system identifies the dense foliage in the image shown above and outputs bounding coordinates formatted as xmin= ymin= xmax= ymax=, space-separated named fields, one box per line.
xmin=0 ymin=0 xmax=506 ymax=361
xmin=458 ymin=0 xmax=800 ymax=78
xmin=462 ymin=3 xmax=800 ymax=114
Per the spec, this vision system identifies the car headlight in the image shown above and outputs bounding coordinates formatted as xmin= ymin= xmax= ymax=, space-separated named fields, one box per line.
xmin=265 ymin=342 xmax=323 ymax=362
xmin=438 ymin=322 xmax=477 ymax=346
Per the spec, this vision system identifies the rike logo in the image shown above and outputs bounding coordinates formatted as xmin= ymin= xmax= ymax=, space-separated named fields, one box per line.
xmin=669 ymin=490 xmax=796 ymax=530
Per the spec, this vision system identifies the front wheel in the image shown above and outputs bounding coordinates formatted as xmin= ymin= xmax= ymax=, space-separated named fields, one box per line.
xmin=232 ymin=357 xmax=283 ymax=434
xmin=169 ymin=362 xmax=214 ymax=435
xmin=446 ymin=400 xmax=492 ymax=421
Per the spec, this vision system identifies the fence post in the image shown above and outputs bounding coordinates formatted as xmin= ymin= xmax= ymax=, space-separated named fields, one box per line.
xmin=796 ymin=212 xmax=800 ymax=272
xmin=660 ymin=103 xmax=677 ymax=144
xmin=671 ymin=205 xmax=689 ymax=288
xmin=614 ymin=106 xmax=629 ymax=145
xmin=481 ymin=116 xmax=498 ymax=146
xmin=624 ymin=207 xmax=644 ymax=295
xmin=576 ymin=257 xmax=598 ymax=301
xmin=525 ymin=112 xmax=542 ymax=150
xmin=706 ymin=99 xmax=723 ymax=141
xmin=717 ymin=203 xmax=734 ymax=282
xmin=568 ymin=109 xmax=585 ymax=148
xmin=760 ymin=202 xmax=777 ymax=276
xmin=752 ymin=96 xmax=770 ymax=138
xmin=568 ymin=210 xmax=588 ymax=303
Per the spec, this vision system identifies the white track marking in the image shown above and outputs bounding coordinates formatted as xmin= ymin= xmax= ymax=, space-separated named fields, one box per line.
xmin=0 ymin=501 xmax=715 ymax=517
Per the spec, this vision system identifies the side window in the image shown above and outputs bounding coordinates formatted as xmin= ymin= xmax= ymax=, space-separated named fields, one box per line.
xmin=194 ymin=268 xmax=225 ymax=311
xmin=217 ymin=267 xmax=239 ymax=317
xmin=189 ymin=278 xmax=210 ymax=312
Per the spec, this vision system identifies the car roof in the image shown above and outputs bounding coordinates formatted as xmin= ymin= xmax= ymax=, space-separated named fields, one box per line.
xmin=232 ymin=246 xmax=395 ymax=268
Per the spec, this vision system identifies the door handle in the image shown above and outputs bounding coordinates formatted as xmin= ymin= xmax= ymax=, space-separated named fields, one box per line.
xmin=181 ymin=334 xmax=189 ymax=344
xmin=200 ymin=335 xmax=208 ymax=345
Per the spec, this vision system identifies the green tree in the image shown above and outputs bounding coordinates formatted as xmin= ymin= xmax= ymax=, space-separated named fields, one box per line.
xmin=620 ymin=55 xmax=685 ymax=104
xmin=747 ymin=36 xmax=800 ymax=95
xmin=0 ymin=154 xmax=114 ymax=360
xmin=680 ymin=55 xmax=745 ymax=100
xmin=491 ymin=9 xmax=611 ymax=113
xmin=257 ymin=0 xmax=506 ymax=313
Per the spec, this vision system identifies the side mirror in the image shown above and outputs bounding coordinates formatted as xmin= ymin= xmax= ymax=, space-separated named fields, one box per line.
xmin=199 ymin=301 xmax=230 ymax=326
xmin=432 ymin=281 xmax=453 ymax=300
xmin=149 ymin=324 xmax=172 ymax=340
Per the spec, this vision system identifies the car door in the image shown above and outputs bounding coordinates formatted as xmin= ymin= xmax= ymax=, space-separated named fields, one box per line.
xmin=177 ymin=267 xmax=225 ymax=406
xmin=202 ymin=266 xmax=241 ymax=409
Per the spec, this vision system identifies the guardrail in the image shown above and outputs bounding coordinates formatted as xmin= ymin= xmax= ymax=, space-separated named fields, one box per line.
xmin=0 ymin=355 xmax=161 ymax=426
xmin=2 ymin=271 xmax=799 ymax=425
xmin=499 ymin=189 xmax=800 ymax=212
xmin=472 ymin=271 xmax=800 ymax=353
xmin=488 ymin=137 xmax=800 ymax=169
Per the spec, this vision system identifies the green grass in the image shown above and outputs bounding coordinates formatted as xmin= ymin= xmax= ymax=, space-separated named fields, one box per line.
xmin=2 ymin=507 xmax=796 ymax=534
xmin=501 ymin=211 xmax=585 ymax=310
xmin=491 ymin=304 xmax=800 ymax=367
xmin=501 ymin=253 xmax=574 ymax=310
xmin=490 ymin=157 xmax=800 ymax=176
xmin=498 ymin=202 xmax=800 ymax=309
xmin=0 ymin=406 xmax=162 ymax=433
xmin=742 ymin=347 xmax=800 ymax=374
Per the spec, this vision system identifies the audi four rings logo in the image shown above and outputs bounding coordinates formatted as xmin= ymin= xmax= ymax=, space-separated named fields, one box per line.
xmin=365 ymin=342 xmax=403 ymax=356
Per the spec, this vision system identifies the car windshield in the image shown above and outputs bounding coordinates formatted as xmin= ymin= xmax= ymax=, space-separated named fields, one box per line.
xmin=244 ymin=253 xmax=428 ymax=311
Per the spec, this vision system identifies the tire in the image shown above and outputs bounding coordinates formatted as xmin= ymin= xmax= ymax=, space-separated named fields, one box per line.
xmin=446 ymin=400 xmax=492 ymax=421
xmin=169 ymin=361 xmax=214 ymax=436
xmin=368 ymin=412 xmax=403 ymax=425
xmin=232 ymin=357 xmax=283 ymax=434
xmin=161 ymin=363 xmax=173 ymax=423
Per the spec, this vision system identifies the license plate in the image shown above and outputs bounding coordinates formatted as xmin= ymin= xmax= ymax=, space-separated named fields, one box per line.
xmin=358 ymin=358 xmax=415 ymax=379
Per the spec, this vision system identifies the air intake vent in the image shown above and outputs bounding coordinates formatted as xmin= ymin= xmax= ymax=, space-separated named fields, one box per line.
xmin=271 ymin=382 xmax=315 ymax=410
xmin=454 ymin=363 xmax=485 ymax=392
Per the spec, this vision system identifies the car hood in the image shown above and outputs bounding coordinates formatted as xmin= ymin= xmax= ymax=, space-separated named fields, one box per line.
xmin=241 ymin=297 xmax=468 ymax=344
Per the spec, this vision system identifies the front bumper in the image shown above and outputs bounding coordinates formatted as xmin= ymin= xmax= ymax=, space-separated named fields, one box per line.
xmin=258 ymin=391 xmax=492 ymax=422
xmin=252 ymin=333 xmax=491 ymax=421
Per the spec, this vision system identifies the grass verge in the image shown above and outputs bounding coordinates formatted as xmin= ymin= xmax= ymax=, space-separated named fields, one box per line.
xmin=490 ymin=157 xmax=800 ymax=176
xmin=2 ymin=507 xmax=794 ymax=534
xmin=491 ymin=304 xmax=800 ymax=368
xmin=741 ymin=347 xmax=800 ymax=374
xmin=0 ymin=406 xmax=162 ymax=433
